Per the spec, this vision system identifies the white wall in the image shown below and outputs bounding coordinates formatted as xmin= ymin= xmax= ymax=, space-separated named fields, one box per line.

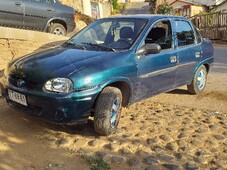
xmin=83 ymin=0 xmax=92 ymax=16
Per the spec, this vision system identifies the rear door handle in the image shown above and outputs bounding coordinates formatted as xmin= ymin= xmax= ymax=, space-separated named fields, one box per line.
xmin=46 ymin=9 xmax=53 ymax=12
xmin=15 ymin=2 xmax=21 ymax=6
xmin=170 ymin=56 xmax=177 ymax=63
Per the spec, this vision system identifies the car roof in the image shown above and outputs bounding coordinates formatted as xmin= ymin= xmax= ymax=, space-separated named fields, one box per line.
xmin=106 ymin=14 xmax=187 ymax=20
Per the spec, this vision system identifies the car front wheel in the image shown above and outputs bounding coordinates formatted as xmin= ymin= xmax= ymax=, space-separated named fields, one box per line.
xmin=187 ymin=65 xmax=207 ymax=94
xmin=47 ymin=23 xmax=66 ymax=36
xmin=94 ymin=87 xmax=122 ymax=136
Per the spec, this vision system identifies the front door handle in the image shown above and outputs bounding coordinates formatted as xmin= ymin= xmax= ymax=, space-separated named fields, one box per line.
xmin=170 ymin=56 xmax=177 ymax=63
xmin=15 ymin=2 xmax=21 ymax=6
xmin=195 ymin=52 xmax=201 ymax=58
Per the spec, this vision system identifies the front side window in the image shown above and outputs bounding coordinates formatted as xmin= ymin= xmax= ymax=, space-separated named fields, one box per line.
xmin=175 ymin=20 xmax=195 ymax=47
xmin=145 ymin=20 xmax=173 ymax=50
xmin=69 ymin=18 xmax=148 ymax=51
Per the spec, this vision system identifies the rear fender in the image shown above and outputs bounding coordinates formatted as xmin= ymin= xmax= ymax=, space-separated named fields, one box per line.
xmin=44 ymin=18 xmax=67 ymax=31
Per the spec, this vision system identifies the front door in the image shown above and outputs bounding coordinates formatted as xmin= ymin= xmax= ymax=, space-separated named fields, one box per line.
xmin=23 ymin=0 xmax=55 ymax=30
xmin=135 ymin=19 xmax=178 ymax=100
xmin=174 ymin=20 xmax=202 ymax=86
xmin=0 ymin=0 xmax=24 ymax=26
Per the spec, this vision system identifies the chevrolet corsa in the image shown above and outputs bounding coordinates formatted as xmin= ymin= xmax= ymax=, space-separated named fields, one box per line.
xmin=0 ymin=15 xmax=214 ymax=135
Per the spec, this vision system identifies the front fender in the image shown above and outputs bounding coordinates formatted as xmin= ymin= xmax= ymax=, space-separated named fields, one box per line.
xmin=99 ymin=76 xmax=133 ymax=89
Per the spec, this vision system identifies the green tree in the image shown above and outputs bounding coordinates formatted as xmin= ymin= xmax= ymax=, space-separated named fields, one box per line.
xmin=156 ymin=0 xmax=173 ymax=15
xmin=112 ymin=0 xmax=119 ymax=10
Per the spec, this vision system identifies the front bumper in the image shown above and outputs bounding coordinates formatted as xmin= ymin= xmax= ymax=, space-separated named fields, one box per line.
xmin=0 ymin=76 xmax=101 ymax=124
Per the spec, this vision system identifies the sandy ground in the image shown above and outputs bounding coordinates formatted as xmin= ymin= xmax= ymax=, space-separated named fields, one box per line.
xmin=0 ymin=28 xmax=226 ymax=170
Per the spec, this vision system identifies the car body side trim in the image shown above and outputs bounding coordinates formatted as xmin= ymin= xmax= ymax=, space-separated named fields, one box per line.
xmin=139 ymin=66 xmax=177 ymax=79
xmin=177 ymin=61 xmax=196 ymax=68
xmin=0 ymin=10 xmax=23 ymax=16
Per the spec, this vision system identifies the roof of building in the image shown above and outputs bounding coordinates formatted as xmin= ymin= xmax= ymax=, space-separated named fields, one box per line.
xmin=170 ymin=0 xmax=205 ymax=6
xmin=215 ymin=0 xmax=227 ymax=6
xmin=106 ymin=14 xmax=187 ymax=20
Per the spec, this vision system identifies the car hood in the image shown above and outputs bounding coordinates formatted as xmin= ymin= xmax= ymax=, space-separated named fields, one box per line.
xmin=8 ymin=46 xmax=130 ymax=86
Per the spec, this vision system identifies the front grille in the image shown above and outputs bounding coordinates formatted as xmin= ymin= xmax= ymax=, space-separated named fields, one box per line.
xmin=9 ymin=74 xmax=24 ymax=87
xmin=8 ymin=74 xmax=38 ymax=89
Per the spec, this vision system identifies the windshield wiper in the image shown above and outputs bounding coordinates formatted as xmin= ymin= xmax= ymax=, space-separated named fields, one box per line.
xmin=82 ymin=42 xmax=116 ymax=52
xmin=63 ymin=41 xmax=86 ymax=50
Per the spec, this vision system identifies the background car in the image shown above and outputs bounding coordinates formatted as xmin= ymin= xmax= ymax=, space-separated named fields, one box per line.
xmin=0 ymin=15 xmax=214 ymax=136
xmin=0 ymin=0 xmax=75 ymax=36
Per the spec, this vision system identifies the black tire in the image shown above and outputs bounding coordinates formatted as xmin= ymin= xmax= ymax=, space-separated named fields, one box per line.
xmin=47 ymin=23 xmax=66 ymax=36
xmin=187 ymin=65 xmax=207 ymax=94
xmin=94 ymin=87 xmax=122 ymax=136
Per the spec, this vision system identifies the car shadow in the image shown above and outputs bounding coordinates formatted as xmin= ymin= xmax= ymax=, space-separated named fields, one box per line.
xmin=21 ymin=111 xmax=99 ymax=137
xmin=167 ymin=89 xmax=190 ymax=95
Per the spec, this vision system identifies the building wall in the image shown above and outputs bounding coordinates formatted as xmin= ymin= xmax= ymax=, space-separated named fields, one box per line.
xmin=171 ymin=1 xmax=190 ymax=10
xmin=59 ymin=0 xmax=112 ymax=18
xmin=60 ymin=0 xmax=84 ymax=13
xmin=171 ymin=1 xmax=206 ymax=17
xmin=191 ymin=5 xmax=205 ymax=16
xmin=99 ymin=3 xmax=113 ymax=18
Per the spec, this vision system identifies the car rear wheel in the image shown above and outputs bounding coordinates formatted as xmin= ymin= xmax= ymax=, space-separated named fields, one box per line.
xmin=187 ymin=65 xmax=207 ymax=94
xmin=94 ymin=87 xmax=122 ymax=136
xmin=47 ymin=23 xmax=66 ymax=36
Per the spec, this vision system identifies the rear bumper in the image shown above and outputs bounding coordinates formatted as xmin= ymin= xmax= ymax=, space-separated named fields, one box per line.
xmin=0 ymin=76 xmax=100 ymax=124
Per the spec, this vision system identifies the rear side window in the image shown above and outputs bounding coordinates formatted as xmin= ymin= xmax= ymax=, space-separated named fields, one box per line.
xmin=175 ymin=20 xmax=195 ymax=47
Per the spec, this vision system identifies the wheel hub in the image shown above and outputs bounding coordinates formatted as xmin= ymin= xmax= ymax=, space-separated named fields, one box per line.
xmin=197 ymin=70 xmax=206 ymax=90
xmin=110 ymin=98 xmax=120 ymax=128
xmin=53 ymin=27 xmax=64 ymax=35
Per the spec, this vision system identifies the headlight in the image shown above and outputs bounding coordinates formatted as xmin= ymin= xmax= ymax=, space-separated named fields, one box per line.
xmin=44 ymin=78 xmax=74 ymax=93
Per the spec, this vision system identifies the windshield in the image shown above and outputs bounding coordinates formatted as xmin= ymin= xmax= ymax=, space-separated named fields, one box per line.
xmin=67 ymin=18 xmax=148 ymax=51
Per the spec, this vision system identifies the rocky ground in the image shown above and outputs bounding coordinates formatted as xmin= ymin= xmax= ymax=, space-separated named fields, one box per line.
xmin=0 ymin=27 xmax=226 ymax=170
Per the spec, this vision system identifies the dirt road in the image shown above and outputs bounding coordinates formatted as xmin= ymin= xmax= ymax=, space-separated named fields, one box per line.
xmin=0 ymin=28 xmax=226 ymax=169
xmin=0 ymin=72 xmax=226 ymax=170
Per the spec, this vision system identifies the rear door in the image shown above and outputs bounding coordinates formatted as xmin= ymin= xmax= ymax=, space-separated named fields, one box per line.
xmin=23 ymin=0 xmax=55 ymax=30
xmin=0 ymin=0 xmax=24 ymax=27
xmin=174 ymin=20 xmax=202 ymax=86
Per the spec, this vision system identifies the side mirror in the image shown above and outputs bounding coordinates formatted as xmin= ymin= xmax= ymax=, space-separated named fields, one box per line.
xmin=136 ymin=43 xmax=161 ymax=56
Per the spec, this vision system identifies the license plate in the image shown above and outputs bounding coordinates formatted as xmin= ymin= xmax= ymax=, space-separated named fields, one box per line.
xmin=8 ymin=89 xmax=27 ymax=106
